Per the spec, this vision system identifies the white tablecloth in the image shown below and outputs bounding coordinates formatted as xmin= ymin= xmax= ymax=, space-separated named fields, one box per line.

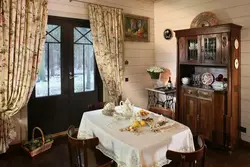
xmin=78 ymin=106 xmax=194 ymax=167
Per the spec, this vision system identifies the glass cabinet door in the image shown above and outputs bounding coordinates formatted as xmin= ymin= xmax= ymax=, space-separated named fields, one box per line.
xmin=201 ymin=34 xmax=221 ymax=64
xmin=185 ymin=36 xmax=200 ymax=63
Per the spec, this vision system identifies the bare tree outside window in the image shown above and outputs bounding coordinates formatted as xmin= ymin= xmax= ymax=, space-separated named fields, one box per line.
xmin=35 ymin=24 xmax=61 ymax=97
xmin=74 ymin=27 xmax=95 ymax=93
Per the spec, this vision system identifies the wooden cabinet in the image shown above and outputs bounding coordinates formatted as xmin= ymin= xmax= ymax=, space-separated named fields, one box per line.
xmin=198 ymin=98 xmax=213 ymax=141
xmin=182 ymin=88 xmax=215 ymax=141
xmin=175 ymin=24 xmax=242 ymax=150
xmin=183 ymin=95 xmax=198 ymax=135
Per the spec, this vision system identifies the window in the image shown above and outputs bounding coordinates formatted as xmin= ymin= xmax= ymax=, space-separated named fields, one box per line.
xmin=73 ymin=27 xmax=95 ymax=93
xmin=36 ymin=24 xmax=61 ymax=97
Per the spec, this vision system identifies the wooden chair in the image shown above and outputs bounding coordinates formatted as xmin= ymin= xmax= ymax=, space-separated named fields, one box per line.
xmin=149 ymin=106 xmax=174 ymax=119
xmin=67 ymin=125 xmax=113 ymax=167
xmin=88 ymin=102 xmax=106 ymax=111
xmin=165 ymin=135 xmax=207 ymax=167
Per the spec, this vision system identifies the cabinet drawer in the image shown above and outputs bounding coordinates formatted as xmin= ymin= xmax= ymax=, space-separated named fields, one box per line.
xmin=197 ymin=90 xmax=212 ymax=99
xmin=184 ymin=88 xmax=197 ymax=96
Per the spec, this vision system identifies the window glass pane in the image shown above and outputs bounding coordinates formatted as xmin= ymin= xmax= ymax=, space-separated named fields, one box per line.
xmin=49 ymin=43 xmax=61 ymax=96
xmin=46 ymin=25 xmax=60 ymax=42
xmin=85 ymin=31 xmax=93 ymax=43
xmin=85 ymin=45 xmax=94 ymax=91
xmin=35 ymin=24 xmax=61 ymax=98
xmin=74 ymin=44 xmax=84 ymax=93
xmin=74 ymin=27 xmax=92 ymax=44
xmin=47 ymin=25 xmax=58 ymax=32
xmin=74 ymin=27 xmax=95 ymax=93
xmin=36 ymin=43 xmax=48 ymax=97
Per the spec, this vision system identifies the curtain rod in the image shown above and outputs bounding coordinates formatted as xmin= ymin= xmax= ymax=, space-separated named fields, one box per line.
xmin=69 ymin=0 xmax=123 ymax=10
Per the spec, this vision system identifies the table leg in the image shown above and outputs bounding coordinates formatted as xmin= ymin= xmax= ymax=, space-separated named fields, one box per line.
xmin=164 ymin=93 xmax=176 ymax=110
xmin=147 ymin=91 xmax=155 ymax=109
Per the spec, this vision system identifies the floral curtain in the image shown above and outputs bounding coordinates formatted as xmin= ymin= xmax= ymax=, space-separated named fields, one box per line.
xmin=88 ymin=4 xmax=124 ymax=103
xmin=0 ymin=0 xmax=48 ymax=153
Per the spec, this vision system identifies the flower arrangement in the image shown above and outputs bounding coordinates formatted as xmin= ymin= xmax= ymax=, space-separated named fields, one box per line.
xmin=147 ymin=66 xmax=165 ymax=79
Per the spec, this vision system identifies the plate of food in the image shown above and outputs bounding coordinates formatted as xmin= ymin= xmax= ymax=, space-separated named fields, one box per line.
xmin=138 ymin=110 xmax=150 ymax=117
xmin=119 ymin=120 xmax=147 ymax=132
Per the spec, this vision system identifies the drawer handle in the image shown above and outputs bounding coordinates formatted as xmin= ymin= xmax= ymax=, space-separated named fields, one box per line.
xmin=187 ymin=90 xmax=192 ymax=94
xmin=199 ymin=91 xmax=209 ymax=96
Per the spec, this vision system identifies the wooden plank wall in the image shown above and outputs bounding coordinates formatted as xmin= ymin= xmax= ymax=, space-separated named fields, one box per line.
xmin=154 ymin=0 xmax=250 ymax=142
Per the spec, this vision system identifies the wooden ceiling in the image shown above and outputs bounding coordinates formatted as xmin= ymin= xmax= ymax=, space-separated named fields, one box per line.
xmin=142 ymin=0 xmax=156 ymax=2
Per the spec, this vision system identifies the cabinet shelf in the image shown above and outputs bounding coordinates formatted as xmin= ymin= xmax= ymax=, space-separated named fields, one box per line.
xmin=181 ymin=85 xmax=227 ymax=93
xmin=179 ymin=62 xmax=227 ymax=67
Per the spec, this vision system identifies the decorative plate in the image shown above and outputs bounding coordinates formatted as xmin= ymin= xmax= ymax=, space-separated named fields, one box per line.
xmin=201 ymin=72 xmax=214 ymax=85
xmin=234 ymin=58 xmax=239 ymax=69
xmin=163 ymin=29 xmax=173 ymax=40
xmin=234 ymin=39 xmax=239 ymax=49
xmin=190 ymin=12 xmax=219 ymax=28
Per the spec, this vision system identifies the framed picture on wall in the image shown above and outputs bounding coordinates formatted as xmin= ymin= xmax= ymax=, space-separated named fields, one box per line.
xmin=124 ymin=14 xmax=149 ymax=42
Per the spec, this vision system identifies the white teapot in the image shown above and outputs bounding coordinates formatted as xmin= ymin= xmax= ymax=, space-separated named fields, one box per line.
xmin=119 ymin=98 xmax=134 ymax=118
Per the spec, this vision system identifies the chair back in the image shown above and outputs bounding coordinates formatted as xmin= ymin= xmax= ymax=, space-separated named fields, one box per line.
xmin=88 ymin=102 xmax=106 ymax=111
xmin=149 ymin=106 xmax=174 ymax=119
xmin=67 ymin=125 xmax=99 ymax=167
xmin=166 ymin=135 xmax=207 ymax=167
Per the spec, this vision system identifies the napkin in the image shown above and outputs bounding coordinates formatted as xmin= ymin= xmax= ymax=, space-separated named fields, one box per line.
xmin=150 ymin=115 xmax=175 ymax=132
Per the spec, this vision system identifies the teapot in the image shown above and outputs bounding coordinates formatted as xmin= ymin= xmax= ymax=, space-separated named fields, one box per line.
xmin=119 ymin=98 xmax=134 ymax=118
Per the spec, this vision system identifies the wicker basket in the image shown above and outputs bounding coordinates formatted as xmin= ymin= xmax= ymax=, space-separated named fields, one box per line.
xmin=22 ymin=127 xmax=53 ymax=157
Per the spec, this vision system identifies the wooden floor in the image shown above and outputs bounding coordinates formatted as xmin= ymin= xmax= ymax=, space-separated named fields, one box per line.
xmin=1 ymin=137 xmax=250 ymax=167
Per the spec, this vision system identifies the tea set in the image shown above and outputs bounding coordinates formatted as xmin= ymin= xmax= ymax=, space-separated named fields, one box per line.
xmin=103 ymin=98 xmax=135 ymax=119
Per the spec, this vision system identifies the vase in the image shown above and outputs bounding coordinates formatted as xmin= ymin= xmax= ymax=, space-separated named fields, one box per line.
xmin=148 ymin=72 xmax=161 ymax=79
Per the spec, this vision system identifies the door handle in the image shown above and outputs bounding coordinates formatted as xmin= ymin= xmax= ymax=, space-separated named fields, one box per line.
xmin=69 ymin=72 xmax=74 ymax=79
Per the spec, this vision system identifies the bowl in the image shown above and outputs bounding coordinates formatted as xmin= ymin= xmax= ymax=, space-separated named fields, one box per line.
xmin=212 ymin=81 xmax=224 ymax=90
xmin=181 ymin=77 xmax=190 ymax=85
